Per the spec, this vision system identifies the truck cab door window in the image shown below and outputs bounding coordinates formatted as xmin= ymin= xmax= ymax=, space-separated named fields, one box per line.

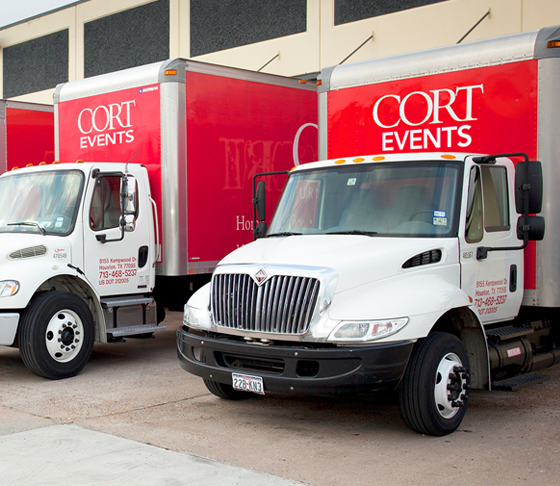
xmin=90 ymin=176 xmax=121 ymax=231
xmin=481 ymin=166 xmax=509 ymax=232
xmin=465 ymin=167 xmax=483 ymax=243
xmin=465 ymin=165 xmax=510 ymax=243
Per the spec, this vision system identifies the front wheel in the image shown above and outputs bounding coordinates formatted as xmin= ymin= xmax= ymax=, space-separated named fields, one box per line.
xmin=19 ymin=291 xmax=95 ymax=380
xmin=399 ymin=332 xmax=470 ymax=436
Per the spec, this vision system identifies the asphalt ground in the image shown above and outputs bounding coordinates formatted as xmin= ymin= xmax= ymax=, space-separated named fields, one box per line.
xmin=1 ymin=311 xmax=559 ymax=485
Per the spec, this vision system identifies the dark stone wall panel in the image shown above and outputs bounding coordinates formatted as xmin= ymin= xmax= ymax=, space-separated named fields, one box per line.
xmin=335 ymin=0 xmax=447 ymax=25
xmin=191 ymin=0 xmax=306 ymax=57
xmin=84 ymin=0 xmax=169 ymax=78
xmin=3 ymin=30 xmax=69 ymax=98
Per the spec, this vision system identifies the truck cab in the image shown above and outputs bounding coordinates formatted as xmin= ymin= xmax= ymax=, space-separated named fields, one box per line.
xmin=0 ymin=161 xmax=161 ymax=379
xmin=177 ymin=152 xmax=555 ymax=436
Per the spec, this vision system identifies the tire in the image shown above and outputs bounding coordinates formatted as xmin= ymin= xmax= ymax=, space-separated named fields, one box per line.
xmin=203 ymin=378 xmax=252 ymax=400
xmin=399 ymin=332 xmax=470 ymax=436
xmin=19 ymin=291 xmax=95 ymax=380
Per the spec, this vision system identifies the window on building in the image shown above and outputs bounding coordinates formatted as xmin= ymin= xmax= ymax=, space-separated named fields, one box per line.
xmin=3 ymin=30 xmax=68 ymax=98
xmin=334 ymin=0 xmax=448 ymax=25
xmin=84 ymin=0 xmax=169 ymax=78
xmin=190 ymin=0 xmax=306 ymax=57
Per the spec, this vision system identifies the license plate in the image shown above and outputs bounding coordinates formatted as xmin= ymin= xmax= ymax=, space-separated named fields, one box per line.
xmin=232 ymin=372 xmax=265 ymax=395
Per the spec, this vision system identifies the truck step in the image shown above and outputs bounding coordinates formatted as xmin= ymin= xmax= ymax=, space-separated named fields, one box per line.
xmin=486 ymin=323 xmax=533 ymax=342
xmin=106 ymin=325 xmax=166 ymax=337
xmin=101 ymin=296 xmax=155 ymax=309
xmin=492 ymin=373 xmax=550 ymax=391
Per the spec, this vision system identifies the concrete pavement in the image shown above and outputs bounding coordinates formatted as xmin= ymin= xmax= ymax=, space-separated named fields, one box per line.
xmin=1 ymin=311 xmax=559 ymax=486
xmin=0 ymin=424 xmax=304 ymax=486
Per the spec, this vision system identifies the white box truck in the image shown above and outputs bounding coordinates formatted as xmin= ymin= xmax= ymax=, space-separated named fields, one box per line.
xmin=0 ymin=59 xmax=317 ymax=379
xmin=177 ymin=26 xmax=560 ymax=435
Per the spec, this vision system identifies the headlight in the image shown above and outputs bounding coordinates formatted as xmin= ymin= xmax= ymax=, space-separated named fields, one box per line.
xmin=183 ymin=302 xmax=212 ymax=331
xmin=0 ymin=281 xmax=19 ymax=297
xmin=328 ymin=318 xmax=408 ymax=343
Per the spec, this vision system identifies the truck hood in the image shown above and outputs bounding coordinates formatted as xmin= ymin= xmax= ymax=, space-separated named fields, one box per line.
xmin=218 ymin=235 xmax=459 ymax=293
xmin=0 ymin=233 xmax=71 ymax=263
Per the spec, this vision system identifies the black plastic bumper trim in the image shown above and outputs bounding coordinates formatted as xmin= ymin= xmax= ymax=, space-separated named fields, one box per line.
xmin=176 ymin=327 xmax=414 ymax=394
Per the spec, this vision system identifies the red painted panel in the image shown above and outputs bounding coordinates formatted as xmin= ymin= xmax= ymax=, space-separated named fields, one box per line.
xmin=327 ymin=61 xmax=538 ymax=159
xmin=5 ymin=107 xmax=54 ymax=172
xmin=185 ymin=71 xmax=318 ymax=265
xmin=327 ymin=60 xmax=538 ymax=288
xmin=57 ymin=84 xmax=162 ymax=242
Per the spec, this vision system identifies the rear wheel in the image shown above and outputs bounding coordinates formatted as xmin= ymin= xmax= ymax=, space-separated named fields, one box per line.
xmin=399 ymin=332 xmax=470 ymax=436
xmin=203 ymin=378 xmax=252 ymax=400
xmin=19 ymin=291 xmax=95 ymax=380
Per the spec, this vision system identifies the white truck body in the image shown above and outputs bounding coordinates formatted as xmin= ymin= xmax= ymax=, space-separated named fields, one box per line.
xmin=177 ymin=26 xmax=560 ymax=435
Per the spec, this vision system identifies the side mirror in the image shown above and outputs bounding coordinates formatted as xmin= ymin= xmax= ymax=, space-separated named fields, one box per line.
xmin=515 ymin=161 xmax=543 ymax=214
xmin=121 ymin=175 xmax=137 ymax=216
xmin=517 ymin=215 xmax=545 ymax=241
xmin=123 ymin=214 xmax=136 ymax=232
xmin=253 ymin=180 xmax=267 ymax=240
xmin=255 ymin=180 xmax=266 ymax=222
xmin=254 ymin=222 xmax=267 ymax=239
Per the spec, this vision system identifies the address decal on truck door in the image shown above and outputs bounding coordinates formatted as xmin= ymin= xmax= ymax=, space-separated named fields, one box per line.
xmin=98 ymin=257 xmax=137 ymax=286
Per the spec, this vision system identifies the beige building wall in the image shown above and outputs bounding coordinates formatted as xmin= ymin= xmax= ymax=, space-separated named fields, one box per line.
xmin=1 ymin=0 xmax=560 ymax=104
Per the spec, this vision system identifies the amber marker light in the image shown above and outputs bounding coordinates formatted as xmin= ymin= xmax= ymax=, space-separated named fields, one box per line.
xmin=316 ymin=80 xmax=323 ymax=87
xmin=372 ymin=156 xmax=385 ymax=161
xmin=299 ymin=79 xmax=307 ymax=84
xmin=547 ymin=40 xmax=560 ymax=48
xmin=76 ymin=159 xmax=84 ymax=163
xmin=165 ymin=69 xmax=178 ymax=76
xmin=39 ymin=162 xmax=46 ymax=165
xmin=334 ymin=159 xmax=346 ymax=165
xmin=53 ymin=160 xmax=60 ymax=164
xmin=353 ymin=157 xmax=365 ymax=163
xmin=26 ymin=163 xmax=33 ymax=167
xmin=441 ymin=154 xmax=456 ymax=159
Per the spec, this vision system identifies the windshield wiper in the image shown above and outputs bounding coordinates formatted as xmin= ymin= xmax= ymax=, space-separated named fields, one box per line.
xmin=327 ymin=230 xmax=378 ymax=236
xmin=267 ymin=232 xmax=302 ymax=238
xmin=7 ymin=221 xmax=47 ymax=236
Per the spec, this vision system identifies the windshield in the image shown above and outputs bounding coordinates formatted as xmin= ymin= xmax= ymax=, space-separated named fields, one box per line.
xmin=0 ymin=170 xmax=85 ymax=236
xmin=268 ymin=161 xmax=462 ymax=238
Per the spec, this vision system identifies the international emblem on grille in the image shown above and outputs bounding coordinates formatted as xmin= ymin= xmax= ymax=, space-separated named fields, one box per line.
xmin=254 ymin=268 xmax=268 ymax=285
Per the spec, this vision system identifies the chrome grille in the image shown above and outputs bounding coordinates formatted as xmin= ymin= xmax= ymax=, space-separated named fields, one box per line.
xmin=212 ymin=273 xmax=320 ymax=335
xmin=8 ymin=245 xmax=48 ymax=260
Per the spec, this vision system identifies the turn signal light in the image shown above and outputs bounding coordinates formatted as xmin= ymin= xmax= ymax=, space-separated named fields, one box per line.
xmin=547 ymin=40 xmax=560 ymax=48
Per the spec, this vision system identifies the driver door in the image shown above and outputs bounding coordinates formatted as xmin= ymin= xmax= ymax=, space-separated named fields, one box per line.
xmin=83 ymin=168 xmax=153 ymax=297
xmin=459 ymin=161 xmax=523 ymax=324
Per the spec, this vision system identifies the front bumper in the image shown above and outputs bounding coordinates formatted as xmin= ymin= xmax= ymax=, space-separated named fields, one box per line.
xmin=176 ymin=326 xmax=414 ymax=394
xmin=0 ymin=313 xmax=20 ymax=346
